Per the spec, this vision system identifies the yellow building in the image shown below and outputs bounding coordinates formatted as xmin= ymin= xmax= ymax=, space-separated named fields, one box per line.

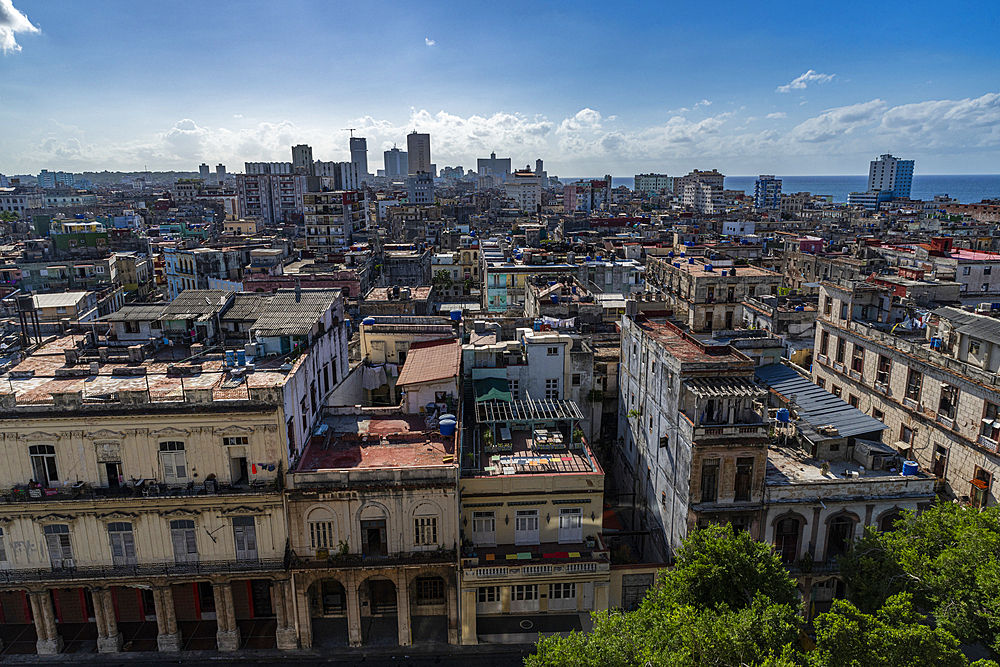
xmin=458 ymin=398 xmax=609 ymax=644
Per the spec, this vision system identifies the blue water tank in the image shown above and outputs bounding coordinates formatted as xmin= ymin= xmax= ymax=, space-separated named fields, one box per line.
xmin=776 ymin=408 xmax=790 ymax=423
xmin=362 ymin=317 xmax=376 ymax=326
xmin=674 ymin=262 xmax=681 ymax=268
xmin=225 ymin=350 xmax=235 ymax=366
xmin=551 ymin=295 xmax=559 ymax=304
xmin=901 ymin=460 xmax=919 ymax=476
xmin=680 ymin=251 xmax=686 ymax=257
xmin=688 ymin=257 xmax=695 ymax=264
xmin=236 ymin=349 xmax=246 ymax=366
xmin=705 ymin=264 xmax=713 ymax=272
xmin=668 ymin=251 xmax=674 ymax=258
xmin=571 ymin=286 xmax=577 ymax=294
xmin=450 ymin=310 xmax=462 ymax=322
xmin=439 ymin=418 xmax=457 ymax=437
xmin=795 ymin=305 xmax=804 ymax=312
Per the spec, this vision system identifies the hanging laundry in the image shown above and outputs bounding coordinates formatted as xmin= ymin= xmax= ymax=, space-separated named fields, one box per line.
xmin=251 ymin=463 xmax=258 ymax=474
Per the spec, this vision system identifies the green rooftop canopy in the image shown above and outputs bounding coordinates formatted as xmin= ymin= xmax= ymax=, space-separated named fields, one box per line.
xmin=474 ymin=377 xmax=512 ymax=403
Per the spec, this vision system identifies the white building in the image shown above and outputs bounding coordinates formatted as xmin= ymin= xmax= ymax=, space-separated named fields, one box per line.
xmin=503 ymin=169 xmax=541 ymax=212
xmin=868 ymin=153 xmax=914 ymax=199
xmin=349 ymin=137 xmax=369 ymax=180
xmin=384 ymin=147 xmax=408 ymax=179
xmin=682 ymin=181 xmax=725 ymax=214
xmin=407 ymin=132 xmax=432 ymax=175
xmin=634 ymin=173 xmax=673 ymax=196
xmin=722 ymin=220 xmax=756 ymax=236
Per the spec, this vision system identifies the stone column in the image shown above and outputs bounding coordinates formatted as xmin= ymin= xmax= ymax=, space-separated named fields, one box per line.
xmin=215 ymin=582 xmax=241 ymax=652
xmin=460 ymin=587 xmax=478 ymax=645
xmin=396 ymin=572 xmax=411 ymax=647
xmin=31 ymin=591 xmax=63 ymax=655
xmin=295 ymin=579 xmax=313 ymax=649
xmin=446 ymin=574 xmax=459 ymax=645
xmin=273 ymin=579 xmax=298 ymax=650
xmin=801 ymin=578 xmax=814 ymax=622
xmin=346 ymin=571 xmax=362 ymax=647
xmin=95 ymin=588 xmax=123 ymax=653
xmin=154 ymin=586 xmax=182 ymax=652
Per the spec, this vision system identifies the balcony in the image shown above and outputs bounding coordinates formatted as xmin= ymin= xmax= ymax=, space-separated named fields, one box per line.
xmin=979 ymin=434 xmax=999 ymax=453
xmin=460 ymin=538 xmax=610 ymax=579
xmin=936 ymin=414 xmax=954 ymax=429
xmin=0 ymin=558 xmax=286 ymax=584
xmin=903 ymin=397 xmax=919 ymax=410
xmin=0 ymin=479 xmax=281 ymax=505
xmin=290 ymin=549 xmax=456 ymax=570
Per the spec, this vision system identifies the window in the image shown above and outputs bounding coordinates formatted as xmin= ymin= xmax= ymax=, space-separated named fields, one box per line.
xmin=159 ymin=441 xmax=188 ymax=484
xmin=472 ymin=511 xmax=496 ymax=546
xmin=816 ymin=378 xmax=825 ymax=389
xmin=706 ymin=286 xmax=715 ymax=303
xmin=900 ymin=424 xmax=914 ymax=445
xmin=826 ymin=516 xmax=855 ymax=559
xmin=232 ymin=516 xmax=258 ymax=561
xmin=43 ymin=524 xmax=73 ymax=569
xmin=905 ymin=369 xmax=922 ymax=402
xmin=987 ymin=267 xmax=993 ymax=276
xmin=514 ymin=509 xmax=539 ymax=545
xmin=971 ymin=340 xmax=982 ymax=355
xmin=849 ymin=394 xmax=860 ymax=408
xmin=939 ymin=385 xmax=959 ymax=420
xmin=873 ymin=408 xmax=885 ymax=422
xmin=108 ymin=522 xmax=137 ymax=566
xmin=823 ymin=296 xmax=832 ymax=316
xmin=0 ymin=527 xmax=6 ymax=564
xmin=933 ymin=444 xmax=948 ymax=479
xmin=310 ymin=521 xmax=334 ymax=549
xmin=820 ymin=330 xmax=829 ymax=357
xmin=835 ymin=337 xmax=846 ymax=364
xmin=983 ymin=402 xmax=1000 ymax=442
xmin=558 ymin=508 xmax=583 ymax=544
xmin=29 ymin=444 xmax=58 ymax=486
xmin=832 ymin=385 xmax=842 ymax=398
xmin=511 ymin=585 xmax=538 ymax=601
xmin=509 ymin=379 xmax=519 ymax=400
xmin=876 ymin=355 xmax=891 ymax=385
xmin=55 ymin=307 xmax=67 ymax=314
xmin=477 ymin=586 xmax=500 ymax=613
xmin=972 ymin=467 xmax=992 ymax=509
xmin=223 ymin=436 xmax=248 ymax=447
xmin=851 ymin=345 xmax=865 ymax=373
xmin=963 ymin=267 xmax=971 ymax=276
xmin=700 ymin=459 xmax=719 ymax=503
xmin=734 ymin=457 xmax=753 ymax=502
xmin=840 ymin=303 xmax=848 ymax=320
xmin=572 ymin=373 xmax=581 ymax=387
xmin=775 ymin=517 xmax=800 ymax=563
xmin=415 ymin=517 xmax=438 ymax=546
xmin=548 ymin=583 xmax=577 ymax=611
xmin=170 ymin=519 xmax=198 ymax=564
xmin=415 ymin=577 xmax=445 ymax=605
xmin=545 ymin=378 xmax=559 ymax=400
xmin=546 ymin=347 xmax=558 ymax=356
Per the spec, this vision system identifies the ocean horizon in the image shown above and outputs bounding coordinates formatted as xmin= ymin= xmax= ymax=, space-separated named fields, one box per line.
xmin=561 ymin=175 xmax=1000 ymax=205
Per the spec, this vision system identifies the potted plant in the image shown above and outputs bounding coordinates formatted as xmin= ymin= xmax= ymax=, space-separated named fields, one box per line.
xmin=585 ymin=535 xmax=597 ymax=549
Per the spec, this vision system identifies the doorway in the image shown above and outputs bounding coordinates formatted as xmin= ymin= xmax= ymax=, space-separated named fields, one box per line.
xmin=361 ymin=520 xmax=388 ymax=557
xmin=105 ymin=462 xmax=122 ymax=490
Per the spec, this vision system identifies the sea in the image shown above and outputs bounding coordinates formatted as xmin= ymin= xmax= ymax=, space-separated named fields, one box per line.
xmin=563 ymin=175 xmax=1000 ymax=205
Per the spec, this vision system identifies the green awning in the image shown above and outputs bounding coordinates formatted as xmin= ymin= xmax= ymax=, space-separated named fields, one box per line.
xmin=474 ymin=377 xmax=512 ymax=403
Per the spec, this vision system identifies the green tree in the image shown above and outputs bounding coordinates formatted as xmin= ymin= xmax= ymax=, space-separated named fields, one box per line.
xmin=432 ymin=269 xmax=453 ymax=290
xmin=0 ymin=212 xmax=18 ymax=223
xmin=809 ymin=593 xmax=967 ymax=667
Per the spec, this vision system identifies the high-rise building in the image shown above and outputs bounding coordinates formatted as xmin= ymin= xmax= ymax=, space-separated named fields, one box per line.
xmin=407 ymin=172 xmax=434 ymax=204
xmin=199 ymin=163 xmax=210 ymax=181
xmin=672 ymin=169 xmax=724 ymax=195
xmin=868 ymin=153 xmax=914 ymax=199
xmin=753 ymin=175 xmax=782 ymax=210
xmin=37 ymin=170 xmax=76 ymax=188
xmin=216 ymin=163 xmax=227 ymax=185
xmin=292 ymin=144 xmax=314 ymax=176
xmin=349 ymin=137 xmax=369 ymax=180
xmin=407 ymin=132 xmax=431 ymax=175
xmin=504 ymin=168 xmax=541 ymax=212
xmin=476 ymin=152 xmax=511 ymax=181
xmin=634 ymin=174 xmax=673 ymax=196
xmin=384 ymin=146 xmax=408 ymax=179
xmin=535 ymin=159 xmax=548 ymax=188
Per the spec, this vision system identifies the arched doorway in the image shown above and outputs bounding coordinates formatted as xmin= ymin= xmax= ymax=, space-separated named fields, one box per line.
xmin=774 ymin=517 xmax=801 ymax=563
xmin=308 ymin=579 xmax=348 ymax=648
xmin=359 ymin=577 xmax=397 ymax=646
xmin=826 ymin=516 xmax=856 ymax=560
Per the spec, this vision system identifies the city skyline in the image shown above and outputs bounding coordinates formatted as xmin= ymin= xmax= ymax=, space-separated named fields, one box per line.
xmin=1 ymin=0 xmax=998 ymax=176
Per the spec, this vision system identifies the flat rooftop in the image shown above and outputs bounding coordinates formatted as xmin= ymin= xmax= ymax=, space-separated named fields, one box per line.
xmin=294 ymin=414 xmax=455 ymax=471
xmin=3 ymin=334 xmax=293 ymax=408
xmin=636 ymin=319 xmax=750 ymax=366
xmin=664 ymin=259 xmax=779 ymax=279
xmin=766 ymin=444 xmax=929 ymax=485
xmin=366 ymin=286 xmax=433 ymax=301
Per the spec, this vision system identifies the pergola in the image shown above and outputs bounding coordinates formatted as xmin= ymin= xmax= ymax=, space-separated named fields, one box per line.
xmin=475 ymin=397 xmax=586 ymax=457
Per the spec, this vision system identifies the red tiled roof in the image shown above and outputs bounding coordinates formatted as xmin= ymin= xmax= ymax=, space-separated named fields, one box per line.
xmin=396 ymin=338 xmax=461 ymax=386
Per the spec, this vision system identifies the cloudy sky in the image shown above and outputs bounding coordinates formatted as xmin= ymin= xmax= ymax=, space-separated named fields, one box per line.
xmin=1 ymin=0 xmax=997 ymax=176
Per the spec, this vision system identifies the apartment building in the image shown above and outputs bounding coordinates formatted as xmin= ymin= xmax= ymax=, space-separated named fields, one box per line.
xmin=503 ymin=169 xmax=541 ymax=213
xmin=634 ymin=174 xmax=673 ymax=196
xmin=0 ymin=287 xmax=347 ymax=654
xmin=646 ymin=255 xmax=783 ymax=333
xmin=812 ymin=281 xmax=1000 ymax=507
xmin=303 ymin=191 xmax=366 ymax=250
xmin=617 ymin=314 xmax=770 ymax=560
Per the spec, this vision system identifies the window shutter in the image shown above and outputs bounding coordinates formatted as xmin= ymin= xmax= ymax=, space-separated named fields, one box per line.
xmin=185 ymin=529 xmax=198 ymax=555
xmin=123 ymin=531 xmax=136 ymax=562
xmin=162 ymin=453 xmax=176 ymax=484
xmin=46 ymin=533 xmax=62 ymax=567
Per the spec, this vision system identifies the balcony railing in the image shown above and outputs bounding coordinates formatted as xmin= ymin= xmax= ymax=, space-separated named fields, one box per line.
xmin=980 ymin=434 xmax=999 ymax=453
xmin=0 ymin=480 xmax=280 ymax=504
xmin=290 ymin=548 xmax=456 ymax=570
xmin=465 ymin=560 xmax=608 ymax=580
xmin=0 ymin=558 xmax=285 ymax=583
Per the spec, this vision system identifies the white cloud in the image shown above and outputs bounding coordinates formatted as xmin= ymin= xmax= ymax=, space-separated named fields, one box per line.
xmin=0 ymin=0 xmax=39 ymax=53
xmin=776 ymin=70 xmax=835 ymax=93
xmin=695 ymin=100 xmax=713 ymax=107
xmin=766 ymin=112 xmax=786 ymax=119
xmin=425 ymin=38 xmax=435 ymax=46
xmin=876 ymin=93 xmax=1000 ymax=148
xmin=787 ymin=99 xmax=886 ymax=143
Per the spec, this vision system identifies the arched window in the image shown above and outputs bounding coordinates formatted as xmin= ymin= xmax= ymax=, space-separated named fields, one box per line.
xmin=879 ymin=511 xmax=902 ymax=533
xmin=307 ymin=507 xmax=336 ymax=550
xmin=775 ymin=517 xmax=800 ymax=563
xmin=826 ymin=516 xmax=855 ymax=559
xmin=412 ymin=503 xmax=440 ymax=548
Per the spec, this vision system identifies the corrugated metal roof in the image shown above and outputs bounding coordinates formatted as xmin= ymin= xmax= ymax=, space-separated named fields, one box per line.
xmin=104 ymin=304 xmax=166 ymax=322
xmin=755 ymin=363 xmax=888 ymax=438
xmin=223 ymin=293 xmax=269 ymax=321
xmin=957 ymin=318 xmax=1000 ymax=347
xmin=685 ymin=377 xmax=766 ymax=398
xmin=250 ymin=289 xmax=341 ymax=337
xmin=160 ymin=290 xmax=234 ymax=320
xmin=32 ymin=292 xmax=89 ymax=309
xmin=396 ymin=339 xmax=460 ymax=386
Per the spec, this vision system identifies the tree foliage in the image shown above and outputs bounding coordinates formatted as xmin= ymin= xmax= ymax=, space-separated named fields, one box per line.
xmin=840 ymin=501 xmax=1000 ymax=650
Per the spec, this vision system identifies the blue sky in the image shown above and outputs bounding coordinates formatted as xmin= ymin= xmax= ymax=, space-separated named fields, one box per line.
xmin=1 ymin=0 xmax=998 ymax=176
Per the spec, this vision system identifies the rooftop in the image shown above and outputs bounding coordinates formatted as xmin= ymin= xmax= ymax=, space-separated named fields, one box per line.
xmin=766 ymin=443 xmax=929 ymax=485
xmin=660 ymin=258 xmax=779 ymax=279
xmin=365 ymin=286 xmax=434 ymax=301
xmin=396 ymin=339 xmax=461 ymax=386
xmin=32 ymin=291 xmax=90 ymax=309
xmin=635 ymin=318 xmax=751 ymax=366
xmin=294 ymin=414 xmax=455 ymax=471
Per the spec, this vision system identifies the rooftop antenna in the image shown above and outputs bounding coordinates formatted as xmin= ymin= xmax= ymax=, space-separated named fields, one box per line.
xmin=343 ymin=128 xmax=357 ymax=138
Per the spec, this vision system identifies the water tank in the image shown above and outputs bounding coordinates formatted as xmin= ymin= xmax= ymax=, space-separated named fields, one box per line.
xmin=901 ymin=460 xmax=919 ymax=476
xmin=776 ymin=408 xmax=790 ymax=423
xmin=439 ymin=418 xmax=457 ymax=437
xmin=439 ymin=413 xmax=456 ymax=422
xmin=362 ymin=317 xmax=376 ymax=326
xmin=674 ymin=262 xmax=681 ymax=268
xmin=236 ymin=349 xmax=246 ymax=366
xmin=668 ymin=251 xmax=674 ymax=258
xmin=225 ymin=350 xmax=235 ymax=366
xmin=795 ymin=305 xmax=805 ymax=312
xmin=551 ymin=295 xmax=560 ymax=304
xmin=705 ymin=264 xmax=713 ymax=272
xmin=688 ymin=257 xmax=695 ymax=264
xmin=450 ymin=309 xmax=462 ymax=322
